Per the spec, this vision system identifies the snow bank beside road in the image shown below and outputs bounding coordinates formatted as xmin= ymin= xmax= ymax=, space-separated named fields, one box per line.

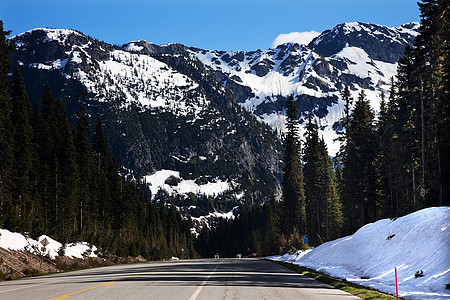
xmin=0 ymin=228 xmax=98 ymax=259
xmin=268 ymin=207 xmax=450 ymax=299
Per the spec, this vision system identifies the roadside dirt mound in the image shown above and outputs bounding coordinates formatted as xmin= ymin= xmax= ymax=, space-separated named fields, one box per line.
xmin=0 ymin=247 xmax=148 ymax=280
xmin=0 ymin=247 xmax=62 ymax=279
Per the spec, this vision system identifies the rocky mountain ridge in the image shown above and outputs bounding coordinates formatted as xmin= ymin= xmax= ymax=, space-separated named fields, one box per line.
xmin=122 ymin=22 xmax=418 ymax=155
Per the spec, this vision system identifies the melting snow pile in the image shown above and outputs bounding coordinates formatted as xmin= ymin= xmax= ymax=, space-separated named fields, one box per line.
xmin=268 ymin=207 xmax=450 ymax=299
xmin=0 ymin=229 xmax=98 ymax=259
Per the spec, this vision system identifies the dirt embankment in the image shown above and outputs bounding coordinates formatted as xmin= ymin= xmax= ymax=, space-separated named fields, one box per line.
xmin=0 ymin=247 xmax=61 ymax=279
xmin=0 ymin=247 xmax=146 ymax=280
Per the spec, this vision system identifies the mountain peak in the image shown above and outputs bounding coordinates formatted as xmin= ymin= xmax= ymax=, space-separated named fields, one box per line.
xmin=392 ymin=22 xmax=420 ymax=36
xmin=12 ymin=28 xmax=84 ymax=46
xmin=309 ymin=22 xmax=418 ymax=63
xmin=341 ymin=21 xmax=368 ymax=33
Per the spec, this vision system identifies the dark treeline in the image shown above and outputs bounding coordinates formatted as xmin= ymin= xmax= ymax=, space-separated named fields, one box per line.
xmin=196 ymin=0 xmax=449 ymax=257
xmin=0 ymin=21 xmax=195 ymax=259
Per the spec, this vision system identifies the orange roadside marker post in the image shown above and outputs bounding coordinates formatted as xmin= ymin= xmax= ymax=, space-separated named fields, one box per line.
xmin=395 ymin=267 xmax=398 ymax=300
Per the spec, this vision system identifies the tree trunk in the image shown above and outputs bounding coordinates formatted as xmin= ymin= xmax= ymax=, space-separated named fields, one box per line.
xmin=412 ymin=159 xmax=416 ymax=206
xmin=420 ymin=79 xmax=426 ymax=204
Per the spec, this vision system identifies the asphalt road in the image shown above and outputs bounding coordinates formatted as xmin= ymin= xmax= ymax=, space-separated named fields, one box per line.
xmin=0 ymin=258 xmax=361 ymax=299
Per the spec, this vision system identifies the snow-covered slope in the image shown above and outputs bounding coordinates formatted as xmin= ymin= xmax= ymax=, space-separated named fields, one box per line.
xmin=269 ymin=207 xmax=450 ymax=299
xmin=12 ymin=28 xmax=208 ymax=117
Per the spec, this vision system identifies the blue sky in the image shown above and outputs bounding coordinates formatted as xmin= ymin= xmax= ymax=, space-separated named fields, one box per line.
xmin=2 ymin=0 xmax=420 ymax=51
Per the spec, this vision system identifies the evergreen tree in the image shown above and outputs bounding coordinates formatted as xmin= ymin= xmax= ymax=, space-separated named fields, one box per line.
xmin=304 ymin=115 xmax=326 ymax=245
xmin=74 ymin=101 xmax=95 ymax=236
xmin=376 ymin=81 xmax=399 ymax=218
xmin=436 ymin=0 xmax=450 ymax=205
xmin=10 ymin=68 xmax=34 ymax=232
xmin=53 ymin=98 xmax=79 ymax=240
xmin=334 ymin=154 xmax=344 ymax=201
xmin=92 ymin=118 xmax=109 ymax=162
xmin=395 ymin=47 xmax=423 ymax=212
xmin=92 ymin=118 xmax=113 ymax=232
xmin=264 ymin=190 xmax=280 ymax=254
xmin=322 ymin=143 xmax=343 ymax=241
xmin=415 ymin=0 xmax=439 ymax=206
xmin=341 ymin=85 xmax=353 ymax=129
xmin=0 ymin=21 xmax=13 ymax=228
xmin=37 ymin=84 xmax=58 ymax=231
xmin=281 ymin=95 xmax=306 ymax=237
xmin=304 ymin=115 xmax=342 ymax=244
xmin=30 ymin=100 xmax=47 ymax=236
xmin=342 ymin=90 xmax=377 ymax=234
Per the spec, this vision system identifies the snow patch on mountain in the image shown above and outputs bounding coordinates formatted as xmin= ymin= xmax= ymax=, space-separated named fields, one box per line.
xmin=29 ymin=58 xmax=69 ymax=70
xmin=335 ymin=46 xmax=397 ymax=80
xmin=190 ymin=206 xmax=239 ymax=236
xmin=393 ymin=22 xmax=420 ymax=36
xmin=143 ymin=169 xmax=234 ymax=199
xmin=333 ymin=46 xmax=397 ymax=111
xmin=268 ymin=207 xmax=450 ymax=299
xmin=257 ymin=113 xmax=287 ymax=133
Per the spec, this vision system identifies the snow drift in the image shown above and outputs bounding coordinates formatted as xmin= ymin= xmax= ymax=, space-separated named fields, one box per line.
xmin=269 ymin=207 xmax=450 ymax=299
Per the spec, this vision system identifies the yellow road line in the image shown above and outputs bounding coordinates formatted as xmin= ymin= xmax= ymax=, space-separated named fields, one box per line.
xmin=48 ymin=264 xmax=178 ymax=300
xmin=49 ymin=281 xmax=117 ymax=300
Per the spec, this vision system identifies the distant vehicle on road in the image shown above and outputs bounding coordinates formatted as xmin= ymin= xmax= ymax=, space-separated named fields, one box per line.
xmin=236 ymin=253 xmax=242 ymax=258
xmin=214 ymin=253 xmax=219 ymax=259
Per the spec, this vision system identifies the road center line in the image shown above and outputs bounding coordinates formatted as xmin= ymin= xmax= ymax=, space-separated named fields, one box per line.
xmin=48 ymin=263 xmax=182 ymax=300
xmin=188 ymin=261 xmax=223 ymax=300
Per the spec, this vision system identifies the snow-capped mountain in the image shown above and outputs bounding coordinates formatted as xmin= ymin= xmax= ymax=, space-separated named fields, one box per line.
xmin=9 ymin=28 xmax=283 ymax=227
xmin=179 ymin=22 xmax=418 ymax=154
xmin=8 ymin=21 xmax=418 ymax=226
